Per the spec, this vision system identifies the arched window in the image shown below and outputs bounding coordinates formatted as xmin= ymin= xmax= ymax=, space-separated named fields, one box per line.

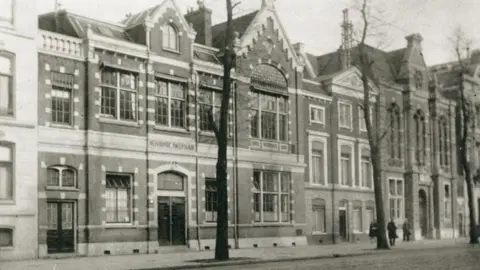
xmin=311 ymin=198 xmax=326 ymax=233
xmin=414 ymin=110 xmax=426 ymax=164
xmin=162 ymin=24 xmax=179 ymax=51
xmin=0 ymin=143 xmax=13 ymax=200
xmin=388 ymin=103 xmax=402 ymax=160
xmin=47 ymin=166 xmax=76 ymax=188
xmin=439 ymin=116 xmax=449 ymax=168
xmin=157 ymin=171 xmax=184 ymax=191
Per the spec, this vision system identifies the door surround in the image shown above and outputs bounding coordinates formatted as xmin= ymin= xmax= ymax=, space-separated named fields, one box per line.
xmin=46 ymin=200 xmax=77 ymax=254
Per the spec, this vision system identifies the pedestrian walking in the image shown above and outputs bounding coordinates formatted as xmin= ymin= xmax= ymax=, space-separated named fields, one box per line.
xmin=387 ymin=219 xmax=398 ymax=246
xmin=403 ymin=219 xmax=411 ymax=242
xmin=369 ymin=219 xmax=378 ymax=244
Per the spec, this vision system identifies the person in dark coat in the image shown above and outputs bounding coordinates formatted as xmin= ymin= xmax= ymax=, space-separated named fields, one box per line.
xmin=369 ymin=219 xmax=378 ymax=244
xmin=387 ymin=219 xmax=398 ymax=246
xmin=402 ymin=219 xmax=411 ymax=242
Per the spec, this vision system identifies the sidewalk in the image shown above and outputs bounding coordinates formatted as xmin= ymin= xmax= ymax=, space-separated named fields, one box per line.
xmin=0 ymin=239 xmax=470 ymax=270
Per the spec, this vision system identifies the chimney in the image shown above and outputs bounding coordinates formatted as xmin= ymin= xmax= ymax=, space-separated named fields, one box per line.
xmin=262 ymin=0 xmax=276 ymax=9
xmin=340 ymin=9 xmax=353 ymax=70
xmin=184 ymin=1 xmax=212 ymax=46
xmin=293 ymin=42 xmax=305 ymax=56
xmin=405 ymin=33 xmax=423 ymax=49
xmin=470 ymin=49 xmax=480 ymax=64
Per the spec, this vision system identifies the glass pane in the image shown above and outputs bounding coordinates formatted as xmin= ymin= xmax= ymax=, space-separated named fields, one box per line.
xmin=62 ymin=169 xmax=75 ymax=187
xmin=278 ymin=97 xmax=287 ymax=113
xmin=61 ymin=204 xmax=73 ymax=230
xmin=117 ymin=189 xmax=130 ymax=223
xmin=389 ymin=179 xmax=395 ymax=195
xmin=0 ymin=146 xmax=11 ymax=161
xmin=389 ymin=199 xmax=395 ymax=219
xmin=281 ymin=194 xmax=289 ymax=222
xmin=250 ymin=110 xmax=259 ymax=137
xmin=0 ymin=165 xmax=11 ymax=199
xmin=119 ymin=72 xmax=137 ymax=89
xmin=47 ymin=203 xmax=58 ymax=230
xmin=281 ymin=173 xmax=290 ymax=192
xmin=263 ymin=172 xmax=278 ymax=192
xmin=170 ymin=99 xmax=185 ymax=128
xmin=250 ymin=91 xmax=259 ymax=108
xmin=155 ymin=97 xmax=168 ymax=125
xmin=158 ymin=172 xmax=184 ymax=190
xmin=262 ymin=194 xmax=278 ymax=222
xmin=47 ymin=168 xmax=60 ymax=186
xmin=397 ymin=180 xmax=403 ymax=196
xmin=0 ymin=75 xmax=12 ymax=115
xmin=198 ymin=88 xmax=212 ymax=104
xmin=101 ymin=69 xmax=117 ymax=86
xmin=396 ymin=199 xmax=402 ymax=219
xmin=261 ymin=111 xmax=277 ymax=140
xmin=253 ymin=193 xmax=261 ymax=222
xmin=105 ymin=188 xmax=117 ymax=223
xmin=170 ymin=82 xmax=185 ymax=99
xmin=0 ymin=56 xmax=12 ymax=74
xmin=253 ymin=171 xmax=261 ymax=191
xmin=156 ymin=81 xmax=168 ymax=96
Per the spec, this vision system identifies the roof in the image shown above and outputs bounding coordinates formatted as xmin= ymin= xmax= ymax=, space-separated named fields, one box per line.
xmin=211 ymin=11 xmax=259 ymax=50
xmin=121 ymin=7 xmax=157 ymax=28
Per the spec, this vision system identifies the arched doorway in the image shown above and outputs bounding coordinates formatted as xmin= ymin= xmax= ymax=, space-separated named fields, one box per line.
xmin=339 ymin=200 xmax=348 ymax=241
xmin=157 ymin=171 xmax=186 ymax=246
xmin=419 ymin=189 xmax=428 ymax=238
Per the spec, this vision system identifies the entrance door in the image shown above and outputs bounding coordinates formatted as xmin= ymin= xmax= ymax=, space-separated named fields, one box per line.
xmin=47 ymin=202 xmax=74 ymax=253
xmin=419 ymin=190 xmax=428 ymax=237
xmin=459 ymin=213 xmax=464 ymax=237
xmin=339 ymin=209 xmax=348 ymax=241
xmin=158 ymin=196 xmax=186 ymax=246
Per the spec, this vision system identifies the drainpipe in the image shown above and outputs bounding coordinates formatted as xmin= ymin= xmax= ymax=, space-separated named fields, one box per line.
xmin=145 ymin=48 xmax=151 ymax=254
xmin=330 ymin=89 xmax=336 ymax=245
xmin=193 ymin=69 xmax=201 ymax=250
xmin=233 ymin=80 xmax=240 ymax=249
xmin=83 ymin=42 xmax=91 ymax=252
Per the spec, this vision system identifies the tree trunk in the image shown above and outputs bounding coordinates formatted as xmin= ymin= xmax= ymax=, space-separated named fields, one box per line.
xmin=463 ymin=163 xmax=479 ymax=244
xmin=372 ymin=146 xmax=390 ymax=249
xmin=214 ymin=0 xmax=234 ymax=261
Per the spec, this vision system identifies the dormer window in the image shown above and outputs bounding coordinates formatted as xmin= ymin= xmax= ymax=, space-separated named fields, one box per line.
xmin=162 ymin=24 xmax=179 ymax=51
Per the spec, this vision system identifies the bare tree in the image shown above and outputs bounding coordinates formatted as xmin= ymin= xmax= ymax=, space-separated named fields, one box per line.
xmin=450 ymin=26 xmax=479 ymax=244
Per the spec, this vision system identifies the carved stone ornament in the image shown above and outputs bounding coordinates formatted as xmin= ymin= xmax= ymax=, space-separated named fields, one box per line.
xmin=263 ymin=39 xmax=274 ymax=54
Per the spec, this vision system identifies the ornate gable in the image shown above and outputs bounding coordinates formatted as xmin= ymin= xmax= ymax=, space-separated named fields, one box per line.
xmin=146 ymin=0 xmax=196 ymax=40
xmin=331 ymin=67 xmax=378 ymax=99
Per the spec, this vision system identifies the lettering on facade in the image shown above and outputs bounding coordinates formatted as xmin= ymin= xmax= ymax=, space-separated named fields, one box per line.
xmin=149 ymin=140 xmax=195 ymax=151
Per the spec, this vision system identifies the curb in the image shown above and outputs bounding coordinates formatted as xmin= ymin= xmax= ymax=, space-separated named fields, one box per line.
xmin=136 ymin=244 xmax=467 ymax=270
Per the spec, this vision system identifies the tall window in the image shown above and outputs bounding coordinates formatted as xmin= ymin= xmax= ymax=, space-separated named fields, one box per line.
xmin=155 ymin=79 xmax=186 ymax=128
xmin=0 ymin=0 xmax=13 ymax=23
xmin=338 ymin=102 xmax=352 ymax=128
xmin=312 ymin=198 xmax=326 ymax=233
xmin=360 ymin=147 xmax=372 ymax=188
xmin=339 ymin=144 xmax=353 ymax=186
xmin=311 ymin=140 xmax=325 ymax=185
xmin=359 ymin=107 xmax=373 ymax=132
xmin=365 ymin=202 xmax=375 ymax=229
xmin=388 ymin=103 xmax=402 ymax=160
xmin=389 ymin=179 xmax=404 ymax=220
xmin=253 ymin=170 xmax=290 ymax=223
xmin=0 ymin=54 xmax=13 ymax=116
xmin=414 ymin=110 xmax=426 ymax=164
xmin=250 ymin=91 xmax=288 ymax=141
xmin=100 ymin=68 xmax=138 ymax=121
xmin=310 ymin=105 xmax=325 ymax=124
xmin=106 ymin=174 xmax=132 ymax=224
xmin=444 ymin=184 xmax=451 ymax=219
xmin=162 ymin=24 xmax=179 ymax=51
xmin=51 ymin=87 xmax=72 ymax=125
xmin=353 ymin=201 xmax=362 ymax=232
xmin=0 ymin=228 xmax=13 ymax=247
xmin=0 ymin=144 xmax=13 ymax=201
xmin=47 ymin=166 xmax=75 ymax=188
xmin=439 ymin=116 xmax=449 ymax=168
xmin=205 ymin=178 xmax=217 ymax=223
xmin=199 ymin=87 xmax=231 ymax=133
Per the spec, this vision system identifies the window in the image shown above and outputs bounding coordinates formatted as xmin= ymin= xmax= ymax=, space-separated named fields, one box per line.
xmin=199 ymin=87 xmax=231 ymax=133
xmin=388 ymin=103 xmax=402 ymax=160
xmin=0 ymin=228 xmax=13 ymax=247
xmin=414 ymin=70 xmax=423 ymax=89
xmin=155 ymin=79 xmax=186 ymax=128
xmin=51 ymin=87 xmax=72 ymax=125
xmin=338 ymin=102 xmax=352 ymax=129
xmin=359 ymin=107 xmax=373 ymax=132
xmin=360 ymin=148 xmax=372 ymax=188
xmin=311 ymin=140 xmax=326 ymax=185
xmin=414 ymin=110 xmax=426 ymax=164
xmin=105 ymin=174 xmax=132 ymax=223
xmin=0 ymin=0 xmax=13 ymax=23
xmin=439 ymin=117 xmax=449 ymax=168
xmin=100 ymin=68 xmax=138 ymax=121
xmin=205 ymin=178 xmax=217 ymax=223
xmin=312 ymin=198 xmax=326 ymax=233
xmin=353 ymin=202 xmax=362 ymax=232
xmin=389 ymin=179 xmax=404 ymax=220
xmin=162 ymin=24 xmax=179 ymax=51
xmin=157 ymin=172 xmax=183 ymax=191
xmin=365 ymin=202 xmax=375 ymax=230
xmin=253 ymin=170 xmax=290 ymax=222
xmin=444 ymin=184 xmax=451 ymax=219
xmin=339 ymin=144 xmax=353 ymax=186
xmin=0 ymin=54 xmax=13 ymax=116
xmin=310 ymin=105 xmax=325 ymax=124
xmin=250 ymin=91 xmax=288 ymax=141
xmin=47 ymin=166 xmax=76 ymax=188
xmin=0 ymin=144 xmax=13 ymax=201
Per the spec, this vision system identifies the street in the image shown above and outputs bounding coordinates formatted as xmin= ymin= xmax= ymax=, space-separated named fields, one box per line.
xmin=204 ymin=246 xmax=480 ymax=270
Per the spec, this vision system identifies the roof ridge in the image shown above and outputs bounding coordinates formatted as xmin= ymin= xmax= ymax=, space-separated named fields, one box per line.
xmin=60 ymin=10 xmax=126 ymax=29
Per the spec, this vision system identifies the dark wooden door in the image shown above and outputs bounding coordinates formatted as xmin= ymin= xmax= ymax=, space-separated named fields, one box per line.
xmin=419 ymin=190 xmax=428 ymax=237
xmin=339 ymin=209 xmax=347 ymax=240
xmin=157 ymin=197 xmax=186 ymax=246
xmin=47 ymin=202 xmax=74 ymax=253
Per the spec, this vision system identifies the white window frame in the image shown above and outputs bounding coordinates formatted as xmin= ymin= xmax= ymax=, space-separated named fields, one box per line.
xmin=250 ymin=91 xmax=289 ymax=142
xmin=308 ymin=131 xmax=329 ymax=186
xmin=0 ymin=0 xmax=14 ymax=26
xmin=358 ymin=143 xmax=373 ymax=189
xmin=105 ymin=173 xmax=133 ymax=225
xmin=309 ymin=104 xmax=325 ymax=125
xmin=352 ymin=204 xmax=363 ymax=233
xmin=338 ymin=101 xmax=352 ymax=129
xmin=337 ymin=138 xmax=355 ymax=187
xmin=46 ymin=166 xmax=77 ymax=189
xmin=359 ymin=106 xmax=373 ymax=132
xmin=388 ymin=178 xmax=404 ymax=221
xmin=162 ymin=23 xmax=180 ymax=52
xmin=100 ymin=69 xmax=138 ymax=122
xmin=311 ymin=198 xmax=327 ymax=234
xmin=253 ymin=170 xmax=290 ymax=224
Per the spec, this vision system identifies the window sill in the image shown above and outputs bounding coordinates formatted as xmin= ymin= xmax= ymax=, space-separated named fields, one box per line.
xmin=199 ymin=131 xmax=215 ymax=137
xmin=309 ymin=121 xmax=325 ymax=125
xmin=45 ymin=187 xmax=79 ymax=192
xmin=49 ymin=123 xmax=74 ymax=129
xmin=162 ymin=48 xmax=181 ymax=54
xmin=154 ymin=125 xmax=190 ymax=134
xmin=339 ymin=125 xmax=353 ymax=130
xmin=252 ymin=222 xmax=293 ymax=227
xmin=99 ymin=117 xmax=141 ymax=127
xmin=104 ymin=223 xmax=135 ymax=229
xmin=0 ymin=200 xmax=15 ymax=205
xmin=312 ymin=231 xmax=327 ymax=235
xmin=0 ymin=246 xmax=14 ymax=251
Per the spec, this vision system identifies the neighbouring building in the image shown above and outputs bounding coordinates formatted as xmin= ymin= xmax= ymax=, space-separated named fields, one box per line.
xmin=431 ymin=50 xmax=480 ymax=238
xmin=0 ymin=0 xmax=39 ymax=260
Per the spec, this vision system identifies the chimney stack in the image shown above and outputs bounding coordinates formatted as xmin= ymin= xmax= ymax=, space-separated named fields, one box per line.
xmin=340 ymin=9 xmax=353 ymax=70
xmin=405 ymin=33 xmax=423 ymax=49
xmin=185 ymin=0 xmax=212 ymax=46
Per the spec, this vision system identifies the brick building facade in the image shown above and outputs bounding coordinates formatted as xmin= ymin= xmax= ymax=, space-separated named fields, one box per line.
xmin=35 ymin=0 xmax=460 ymax=258
xmin=0 ymin=0 xmax=39 ymax=260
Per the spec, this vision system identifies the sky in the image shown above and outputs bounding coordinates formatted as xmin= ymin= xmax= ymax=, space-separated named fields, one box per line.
xmin=36 ymin=0 xmax=480 ymax=65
